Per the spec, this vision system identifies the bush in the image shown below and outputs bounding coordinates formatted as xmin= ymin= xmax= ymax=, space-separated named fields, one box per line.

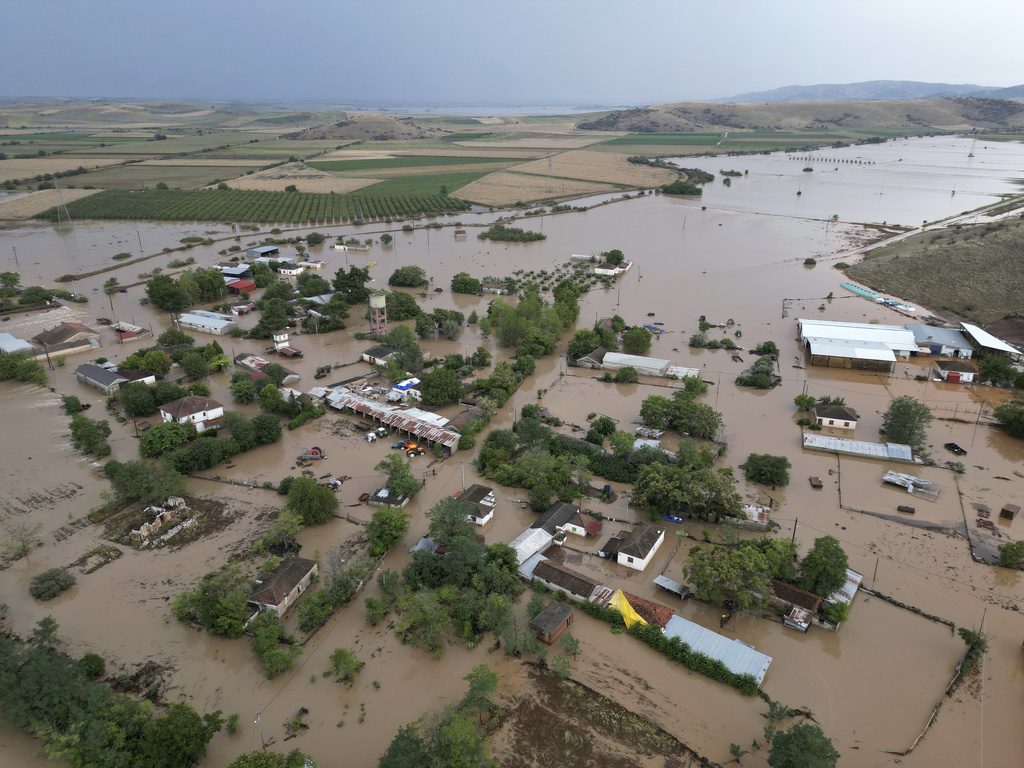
xmin=29 ymin=568 xmax=76 ymax=600
xmin=79 ymin=652 xmax=106 ymax=679
xmin=388 ymin=266 xmax=428 ymax=287
xmin=478 ymin=224 xmax=545 ymax=242
xmin=742 ymin=453 xmax=791 ymax=487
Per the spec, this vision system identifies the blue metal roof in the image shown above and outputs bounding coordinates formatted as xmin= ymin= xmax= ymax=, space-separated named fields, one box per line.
xmin=664 ymin=614 xmax=772 ymax=685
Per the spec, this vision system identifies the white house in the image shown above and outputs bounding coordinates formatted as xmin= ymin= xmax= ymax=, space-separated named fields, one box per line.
xmin=811 ymin=404 xmax=859 ymax=431
xmin=159 ymin=395 xmax=225 ymax=433
xmin=362 ymin=345 xmax=395 ymax=366
xmin=593 ymin=260 xmax=633 ymax=277
xmin=453 ymin=484 xmax=496 ymax=525
xmin=934 ymin=359 xmax=978 ymax=384
xmin=387 ymin=377 xmax=422 ymax=402
xmin=601 ymin=524 xmax=665 ymax=572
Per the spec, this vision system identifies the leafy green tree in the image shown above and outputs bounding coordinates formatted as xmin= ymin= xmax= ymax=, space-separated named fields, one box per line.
xmin=601 ymin=248 xmax=625 ymax=266
xmin=794 ymin=394 xmax=817 ymax=411
xmin=287 ymin=476 xmax=339 ymax=525
xmin=385 ymin=291 xmax=421 ymax=321
xmin=881 ymin=396 xmax=932 ymax=449
xmin=327 ymin=647 xmax=363 ymax=685
xmin=978 ymin=354 xmax=1016 ymax=386
xmin=296 ymin=272 xmax=331 ymax=297
xmin=332 ymin=265 xmax=371 ymax=303
xmin=120 ymin=381 xmax=157 ymax=417
xmin=998 ymin=539 xmax=1024 ymax=569
xmin=608 ymin=430 xmax=636 ymax=457
xmin=562 ymin=633 xmax=580 ymax=659
xmin=567 ymin=328 xmax=601 ymax=362
xmin=251 ymin=413 xmax=283 ymax=444
xmin=366 ymin=507 xmax=411 ymax=557
xmin=0 ymin=271 xmax=20 ymax=289
xmin=799 ymin=536 xmax=849 ymax=597
xmin=250 ymin=613 xmax=301 ymax=678
xmin=69 ymin=414 xmax=112 ymax=456
xmin=993 ymin=401 xmax=1024 ymax=439
xmin=106 ymin=458 xmax=185 ymax=503
xmin=768 ymin=723 xmax=839 ymax=768
xmin=18 ymin=285 xmax=52 ymax=305
xmin=228 ymin=750 xmax=318 ymax=768
xmin=379 ymin=725 xmax=431 ymax=768
xmin=640 ymin=395 xmax=673 ymax=428
xmin=146 ymin=274 xmax=190 ymax=313
xmin=153 ymin=380 xmax=188 ymax=406
xmin=753 ymin=538 xmax=799 ymax=582
xmin=742 ymin=454 xmax=791 ymax=487
xmin=395 ymin=590 xmax=450 ymax=657
xmin=376 ymin=453 xmax=420 ymax=499
xmin=172 ymin=564 xmax=251 ymax=637
xmin=470 ymin=346 xmax=491 ymax=368
xmin=420 ymin=367 xmax=462 ymax=407
xmin=78 ymin=652 xmax=106 ymax=679
xmin=461 ymin=664 xmax=498 ymax=722
xmin=140 ymin=421 xmax=190 ymax=457
xmin=622 ymin=327 xmax=652 ymax=355
xmin=684 ymin=544 xmax=771 ymax=612
xmin=388 ymin=266 xmax=427 ymax=287
xmin=137 ymin=702 xmax=222 ymax=768
xmin=451 ymin=272 xmax=481 ymax=294
xmin=230 ymin=376 xmax=256 ymax=404
xmin=29 ymin=568 xmax=76 ymax=600
xmin=157 ymin=327 xmax=194 ymax=346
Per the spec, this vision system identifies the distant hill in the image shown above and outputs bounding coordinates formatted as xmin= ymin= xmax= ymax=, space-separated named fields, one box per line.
xmin=577 ymin=97 xmax=1024 ymax=133
xmin=282 ymin=113 xmax=443 ymax=141
xmin=714 ymin=80 xmax=1024 ymax=103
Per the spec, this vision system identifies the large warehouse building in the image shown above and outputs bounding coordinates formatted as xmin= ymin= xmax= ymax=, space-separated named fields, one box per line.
xmin=797 ymin=319 xmax=917 ymax=372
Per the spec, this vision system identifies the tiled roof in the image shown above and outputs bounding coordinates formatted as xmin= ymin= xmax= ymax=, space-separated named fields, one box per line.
xmin=249 ymin=557 xmax=316 ymax=606
xmin=621 ymin=591 xmax=674 ymax=628
xmin=160 ymin=395 xmax=223 ymax=419
xmin=532 ymin=560 xmax=597 ymax=599
xmin=618 ymin=524 xmax=664 ymax=559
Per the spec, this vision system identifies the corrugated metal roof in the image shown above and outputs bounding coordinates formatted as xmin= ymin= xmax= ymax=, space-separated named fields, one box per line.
xmin=802 ymin=433 xmax=914 ymax=462
xmin=905 ymin=323 xmax=973 ymax=351
xmin=664 ymin=614 xmax=772 ymax=685
xmin=0 ymin=333 xmax=34 ymax=354
xmin=666 ymin=365 xmax=701 ymax=379
xmin=508 ymin=528 xmax=553 ymax=565
xmin=517 ymin=552 xmax=548 ymax=581
xmin=960 ymin=322 xmax=1021 ymax=355
xmin=602 ymin=352 xmax=671 ymax=373
xmin=327 ymin=388 xmax=460 ymax=449
xmin=798 ymin=319 xmax=917 ymax=352
xmin=827 ymin=569 xmax=863 ymax=606
xmin=806 ymin=338 xmax=896 ymax=362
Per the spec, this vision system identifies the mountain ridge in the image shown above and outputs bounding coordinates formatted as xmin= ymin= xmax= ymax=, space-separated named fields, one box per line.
xmin=713 ymin=80 xmax=1024 ymax=103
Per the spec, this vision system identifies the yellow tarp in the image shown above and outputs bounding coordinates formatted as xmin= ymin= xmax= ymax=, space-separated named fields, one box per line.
xmin=609 ymin=589 xmax=648 ymax=629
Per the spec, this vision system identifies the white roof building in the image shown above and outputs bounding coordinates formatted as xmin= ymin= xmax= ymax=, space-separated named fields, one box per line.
xmin=0 ymin=333 xmax=34 ymax=354
xmin=508 ymin=528 xmax=553 ymax=565
xmin=798 ymin=319 xmax=917 ymax=354
xmin=602 ymin=352 xmax=671 ymax=376
xmin=960 ymin=322 xmax=1022 ymax=359
xmin=178 ymin=311 xmax=237 ymax=336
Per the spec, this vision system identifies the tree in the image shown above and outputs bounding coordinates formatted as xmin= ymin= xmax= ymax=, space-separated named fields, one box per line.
xmin=228 ymin=750 xmax=317 ymax=768
xmin=106 ymin=458 xmax=186 ymax=503
xmin=230 ymin=377 xmax=256 ymax=404
xmin=172 ymin=564 xmax=251 ymax=637
xmin=470 ymin=346 xmax=491 ymax=368
xmin=0 ymin=271 xmax=19 ymax=289
xmin=29 ymin=568 xmax=76 ymax=600
xmin=376 ymin=453 xmax=420 ymax=499
xmin=601 ymin=248 xmax=625 ymax=266
xmin=137 ymin=701 xmax=221 ymax=768
xmin=69 ymin=414 xmax=112 ymax=456
xmin=881 ymin=396 xmax=931 ymax=449
xmin=380 ymin=233 xmax=393 ymax=246
xmin=327 ymin=647 xmax=363 ymax=685
xmin=978 ymin=354 xmax=1016 ymax=386
xmin=395 ymin=590 xmax=450 ymax=657
xmin=768 ymin=723 xmax=839 ymax=768
xmin=146 ymin=274 xmax=190 ymax=313
xmin=120 ymin=381 xmax=157 ymax=417
xmin=684 ymin=545 xmax=771 ymax=612
xmin=287 ymin=476 xmax=338 ymax=525
xmin=296 ymin=272 xmax=331 ymax=297
xmin=366 ymin=507 xmax=411 ymax=557
xmin=259 ymin=382 xmax=285 ymax=413
xmin=415 ymin=313 xmax=436 ymax=339
xmin=640 ymin=395 xmax=673 ymax=429
xmin=78 ymin=652 xmax=106 ymax=679
xmin=332 ymin=265 xmax=371 ymax=303
xmin=799 ymin=536 xmax=849 ymax=597
xmin=18 ymin=286 xmax=52 ymax=305
xmin=386 ymin=291 xmax=421 ymax=321
xmin=793 ymin=394 xmax=817 ymax=411
xmin=1 ymin=519 xmax=43 ymax=559
xmin=388 ymin=266 xmax=427 ymax=287
xmin=567 ymin=328 xmax=601 ymax=362
xmin=608 ymin=430 xmax=636 ymax=457
xmin=451 ymin=272 xmax=481 ymax=294
xmin=420 ymin=367 xmax=462 ymax=407
xmin=251 ymin=413 xmax=283 ymax=444
xmin=379 ymin=725 xmax=431 ymax=768
xmin=993 ymin=401 xmax=1024 ymax=439
xmin=306 ymin=231 xmax=325 ymax=246
xmin=561 ymin=633 xmax=580 ymax=659
xmin=999 ymin=539 xmax=1024 ymax=569
xmin=622 ymin=327 xmax=652 ymax=355
xmin=742 ymin=454 xmax=791 ymax=487
xmin=462 ymin=664 xmax=498 ymax=722
xmin=140 ymin=421 xmax=190 ymax=457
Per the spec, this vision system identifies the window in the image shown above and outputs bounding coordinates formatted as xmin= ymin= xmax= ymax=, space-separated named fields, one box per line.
xmin=828 ymin=419 xmax=835 ymax=425
xmin=626 ymin=556 xmax=634 ymax=564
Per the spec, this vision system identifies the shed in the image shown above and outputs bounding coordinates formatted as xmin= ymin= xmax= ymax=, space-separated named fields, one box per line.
xmin=0 ymin=333 xmax=35 ymax=355
xmin=249 ymin=557 xmax=318 ymax=617
xmin=246 ymin=245 xmax=280 ymax=258
xmin=960 ymin=322 xmax=1022 ymax=360
xmin=602 ymin=352 xmax=671 ymax=377
xmin=905 ymin=323 xmax=974 ymax=358
xmin=75 ymin=363 xmax=128 ymax=395
xmin=663 ymin=614 xmax=772 ymax=685
xmin=933 ymin=359 xmax=978 ymax=384
xmin=530 ymin=602 xmax=573 ymax=645
xmin=531 ymin=560 xmax=598 ymax=602
xmin=32 ymin=321 xmax=100 ymax=349
xmin=226 ymin=279 xmax=257 ymax=294
xmin=177 ymin=311 xmax=236 ymax=336
xmin=1000 ymin=504 xmax=1019 ymax=521
xmin=509 ymin=527 xmax=553 ymax=565
xmin=575 ymin=347 xmax=608 ymax=368
xmin=362 ymin=345 xmax=395 ymax=366
xmin=219 ymin=264 xmax=252 ymax=279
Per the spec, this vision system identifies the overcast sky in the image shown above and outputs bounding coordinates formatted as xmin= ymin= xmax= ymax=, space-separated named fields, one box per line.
xmin=2 ymin=0 xmax=1023 ymax=105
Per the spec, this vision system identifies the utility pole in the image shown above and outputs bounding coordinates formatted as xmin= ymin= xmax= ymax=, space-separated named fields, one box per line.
xmin=12 ymin=246 xmax=19 ymax=269
xmin=255 ymin=712 xmax=265 ymax=751
xmin=791 ymin=517 xmax=798 ymax=544
xmin=460 ymin=461 xmax=465 ymax=491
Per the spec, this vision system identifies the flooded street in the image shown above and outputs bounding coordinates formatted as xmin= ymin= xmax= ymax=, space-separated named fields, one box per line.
xmin=1 ymin=136 xmax=1022 ymax=767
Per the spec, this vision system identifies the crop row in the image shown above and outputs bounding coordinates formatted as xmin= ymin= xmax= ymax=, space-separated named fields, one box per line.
xmin=37 ymin=189 xmax=471 ymax=224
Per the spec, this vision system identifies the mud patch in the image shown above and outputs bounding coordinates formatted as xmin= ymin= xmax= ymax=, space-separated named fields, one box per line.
xmin=101 ymin=496 xmax=236 ymax=549
xmin=490 ymin=666 xmax=717 ymax=768
xmin=71 ymin=544 xmax=123 ymax=574
xmin=0 ymin=481 xmax=85 ymax=520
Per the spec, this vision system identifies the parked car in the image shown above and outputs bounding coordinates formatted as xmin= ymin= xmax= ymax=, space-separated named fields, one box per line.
xmin=944 ymin=442 xmax=967 ymax=456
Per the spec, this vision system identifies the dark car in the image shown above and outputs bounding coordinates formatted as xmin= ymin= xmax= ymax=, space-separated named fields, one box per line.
xmin=944 ymin=442 xmax=967 ymax=456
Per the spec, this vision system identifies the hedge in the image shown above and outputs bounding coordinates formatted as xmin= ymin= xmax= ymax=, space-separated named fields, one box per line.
xmin=576 ymin=600 xmax=759 ymax=695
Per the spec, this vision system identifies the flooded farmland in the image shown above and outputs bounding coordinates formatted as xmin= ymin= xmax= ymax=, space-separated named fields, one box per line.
xmin=1 ymin=136 xmax=1023 ymax=767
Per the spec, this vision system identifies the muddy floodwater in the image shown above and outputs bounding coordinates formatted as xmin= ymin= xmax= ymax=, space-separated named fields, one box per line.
xmin=1 ymin=136 xmax=1023 ymax=767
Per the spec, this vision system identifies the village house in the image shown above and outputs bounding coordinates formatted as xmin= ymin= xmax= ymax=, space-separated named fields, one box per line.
xmin=249 ymin=557 xmax=318 ymax=617
xmin=159 ymin=395 xmax=225 ymax=433
xmin=226 ymin=278 xmax=257 ymax=295
xmin=75 ymin=362 xmax=128 ymax=395
xmin=593 ymin=260 xmax=633 ymax=277
xmin=933 ymin=359 xmax=978 ymax=384
xmin=452 ymin=484 xmax=497 ymax=525
xmin=529 ymin=559 xmax=598 ymax=602
xmin=811 ymin=404 xmax=859 ymax=431
xmin=770 ymin=580 xmax=823 ymax=633
xmin=362 ymin=345 xmax=395 ymax=366
xmin=233 ymin=353 xmax=300 ymax=385
xmin=480 ymin=282 xmax=509 ymax=295
xmin=32 ymin=321 xmax=101 ymax=357
xmin=532 ymin=501 xmax=582 ymax=535
xmin=277 ymin=264 xmax=305 ymax=276
xmin=600 ymin=524 xmax=665 ymax=572
xmin=530 ymin=602 xmax=574 ymax=645
xmin=218 ymin=263 xmax=253 ymax=280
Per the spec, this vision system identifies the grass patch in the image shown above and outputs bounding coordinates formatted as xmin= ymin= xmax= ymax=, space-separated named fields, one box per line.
xmin=70 ymin=163 xmax=261 ymax=190
xmin=357 ymin=171 xmax=490 ymax=198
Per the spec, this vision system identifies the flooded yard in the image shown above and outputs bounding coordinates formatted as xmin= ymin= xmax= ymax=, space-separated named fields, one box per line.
xmin=1 ymin=136 xmax=1022 ymax=767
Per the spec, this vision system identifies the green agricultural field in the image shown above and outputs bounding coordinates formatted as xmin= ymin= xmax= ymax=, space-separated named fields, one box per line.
xmin=0 ymin=131 xmax=142 ymax=157
xmin=357 ymin=171 xmax=491 ymax=197
xmin=72 ymin=131 xmax=261 ymax=156
xmin=203 ymin=139 xmax=350 ymax=160
xmin=67 ymin=163 xmax=263 ymax=190
xmin=309 ymin=155 xmax=522 ymax=172
xmin=37 ymin=187 xmax=470 ymax=224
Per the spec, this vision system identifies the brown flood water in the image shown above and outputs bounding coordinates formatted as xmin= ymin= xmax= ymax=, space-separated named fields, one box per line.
xmin=1 ymin=136 xmax=1022 ymax=767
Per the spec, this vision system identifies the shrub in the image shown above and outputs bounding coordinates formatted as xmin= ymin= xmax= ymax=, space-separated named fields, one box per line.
xmin=29 ymin=568 xmax=76 ymax=600
xmin=79 ymin=652 xmax=106 ymax=679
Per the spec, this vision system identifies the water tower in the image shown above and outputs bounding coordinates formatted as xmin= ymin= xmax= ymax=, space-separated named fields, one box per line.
xmin=369 ymin=291 xmax=388 ymax=336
